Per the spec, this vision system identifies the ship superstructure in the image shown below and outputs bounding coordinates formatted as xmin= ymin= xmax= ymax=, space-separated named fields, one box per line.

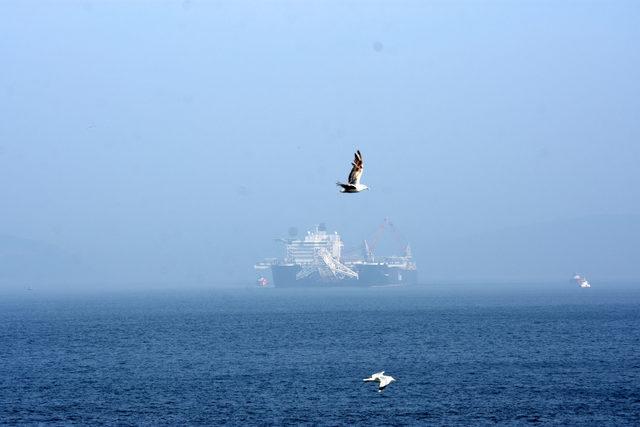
xmin=255 ymin=222 xmax=417 ymax=287
xmin=573 ymin=274 xmax=591 ymax=288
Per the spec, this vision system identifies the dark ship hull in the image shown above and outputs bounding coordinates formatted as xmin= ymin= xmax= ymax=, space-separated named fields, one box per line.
xmin=271 ymin=263 xmax=418 ymax=288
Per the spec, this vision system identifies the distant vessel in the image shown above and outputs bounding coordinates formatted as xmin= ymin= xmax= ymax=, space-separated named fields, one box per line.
xmin=255 ymin=221 xmax=418 ymax=287
xmin=573 ymin=274 xmax=591 ymax=288
xmin=256 ymin=276 xmax=270 ymax=288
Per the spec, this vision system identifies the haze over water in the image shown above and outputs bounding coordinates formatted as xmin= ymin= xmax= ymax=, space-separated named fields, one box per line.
xmin=1 ymin=1 xmax=639 ymax=289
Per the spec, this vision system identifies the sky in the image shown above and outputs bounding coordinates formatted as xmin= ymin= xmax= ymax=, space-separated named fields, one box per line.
xmin=1 ymin=1 xmax=639 ymax=288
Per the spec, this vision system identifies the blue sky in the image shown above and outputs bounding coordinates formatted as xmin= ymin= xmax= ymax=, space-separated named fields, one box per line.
xmin=1 ymin=1 xmax=639 ymax=285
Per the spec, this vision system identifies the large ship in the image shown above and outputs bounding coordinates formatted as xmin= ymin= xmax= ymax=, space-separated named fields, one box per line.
xmin=255 ymin=221 xmax=418 ymax=287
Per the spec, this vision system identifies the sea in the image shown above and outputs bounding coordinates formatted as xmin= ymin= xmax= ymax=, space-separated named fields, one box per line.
xmin=1 ymin=283 xmax=639 ymax=425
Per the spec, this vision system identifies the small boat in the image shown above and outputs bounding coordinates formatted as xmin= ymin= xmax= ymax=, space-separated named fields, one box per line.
xmin=573 ymin=274 xmax=591 ymax=288
xmin=256 ymin=276 xmax=270 ymax=288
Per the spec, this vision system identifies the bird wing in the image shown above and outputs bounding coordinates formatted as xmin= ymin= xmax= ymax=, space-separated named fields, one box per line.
xmin=378 ymin=375 xmax=394 ymax=389
xmin=363 ymin=370 xmax=384 ymax=381
xmin=347 ymin=150 xmax=364 ymax=185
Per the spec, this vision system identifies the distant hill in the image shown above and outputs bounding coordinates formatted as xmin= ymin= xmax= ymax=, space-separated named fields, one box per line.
xmin=2 ymin=214 xmax=637 ymax=290
xmin=0 ymin=234 xmax=90 ymax=289
xmin=420 ymin=214 xmax=640 ymax=283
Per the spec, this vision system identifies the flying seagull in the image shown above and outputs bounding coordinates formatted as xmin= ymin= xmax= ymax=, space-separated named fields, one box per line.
xmin=363 ymin=371 xmax=396 ymax=392
xmin=337 ymin=150 xmax=369 ymax=193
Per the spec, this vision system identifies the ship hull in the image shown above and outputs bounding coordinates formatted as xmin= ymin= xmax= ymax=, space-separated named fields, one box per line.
xmin=271 ymin=264 xmax=418 ymax=288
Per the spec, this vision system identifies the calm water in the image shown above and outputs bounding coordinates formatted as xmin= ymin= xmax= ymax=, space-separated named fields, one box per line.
xmin=1 ymin=284 xmax=639 ymax=425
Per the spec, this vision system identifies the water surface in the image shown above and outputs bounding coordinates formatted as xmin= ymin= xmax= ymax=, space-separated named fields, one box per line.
xmin=1 ymin=284 xmax=639 ymax=425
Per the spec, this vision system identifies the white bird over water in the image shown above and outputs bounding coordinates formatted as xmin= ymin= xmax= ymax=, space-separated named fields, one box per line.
xmin=337 ymin=150 xmax=369 ymax=193
xmin=363 ymin=371 xmax=396 ymax=392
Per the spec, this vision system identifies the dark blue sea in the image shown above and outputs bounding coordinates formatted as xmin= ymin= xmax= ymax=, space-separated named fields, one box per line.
xmin=1 ymin=284 xmax=639 ymax=425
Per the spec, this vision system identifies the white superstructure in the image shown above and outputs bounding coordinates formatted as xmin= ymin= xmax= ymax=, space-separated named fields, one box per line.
xmin=284 ymin=224 xmax=343 ymax=264
xmin=284 ymin=224 xmax=358 ymax=281
xmin=573 ymin=274 xmax=591 ymax=288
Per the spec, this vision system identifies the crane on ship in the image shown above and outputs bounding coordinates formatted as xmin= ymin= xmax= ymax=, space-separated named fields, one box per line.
xmin=343 ymin=218 xmax=412 ymax=263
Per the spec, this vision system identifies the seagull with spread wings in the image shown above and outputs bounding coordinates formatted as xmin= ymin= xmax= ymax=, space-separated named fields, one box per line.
xmin=337 ymin=150 xmax=369 ymax=193
xmin=363 ymin=371 xmax=396 ymax=392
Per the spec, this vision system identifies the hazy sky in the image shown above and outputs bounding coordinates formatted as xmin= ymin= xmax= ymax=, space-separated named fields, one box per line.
xmin=1 ymin=1 xmax=639 ymax=286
